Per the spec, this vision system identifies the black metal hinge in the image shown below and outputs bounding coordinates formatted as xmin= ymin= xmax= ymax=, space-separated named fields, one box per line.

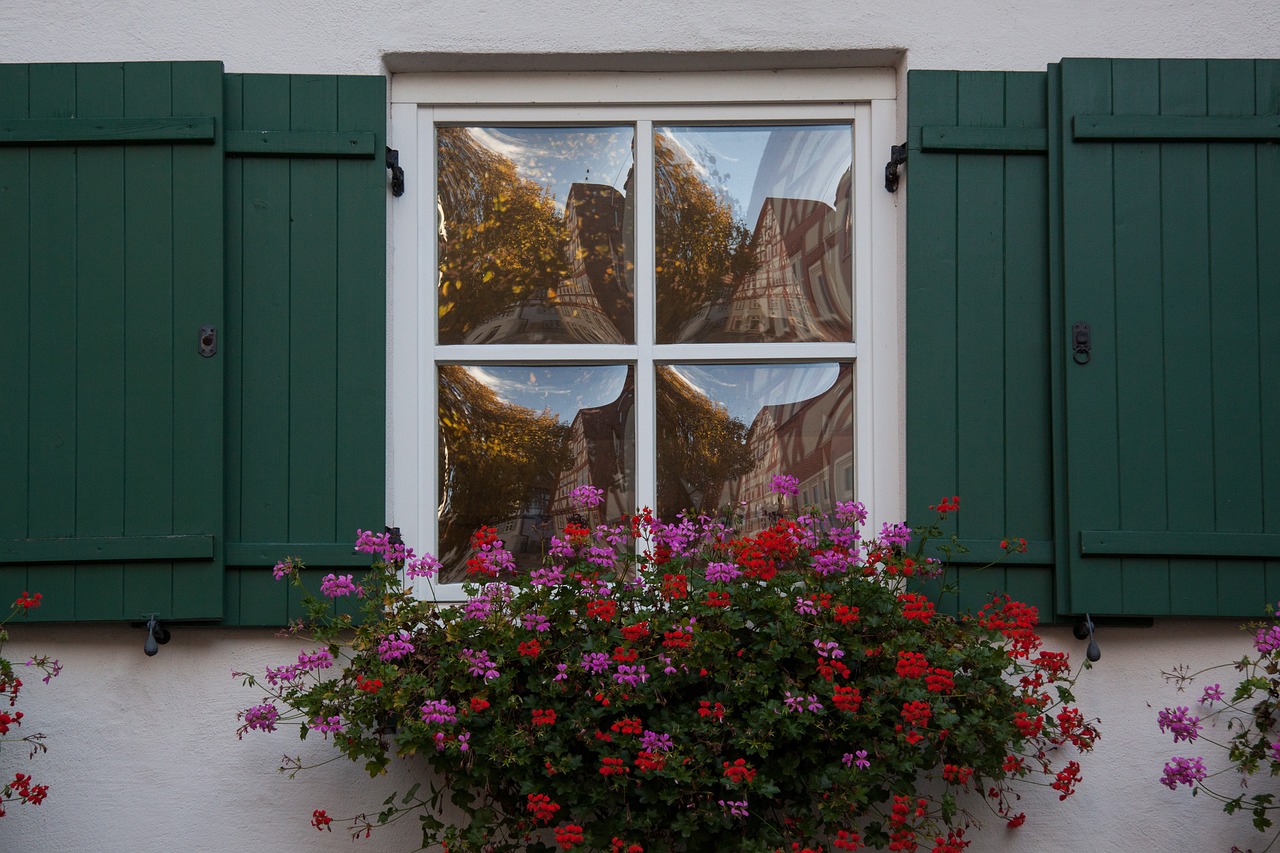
xmin=884 ymin=143 xmax=908 ymax=193
xmin=386 ymin=146 xmax=405 ymax=197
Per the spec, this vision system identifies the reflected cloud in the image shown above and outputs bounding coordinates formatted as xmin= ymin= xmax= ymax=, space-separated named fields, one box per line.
xmin=461 ymin=365 xmax=630 ymax=424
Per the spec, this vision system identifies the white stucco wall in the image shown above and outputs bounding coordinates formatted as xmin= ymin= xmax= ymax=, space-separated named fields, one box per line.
xmin=1 ymin=0 xmax=1278 ymax=75
xmin=1 ymin=2 xmax=1278 ymax=851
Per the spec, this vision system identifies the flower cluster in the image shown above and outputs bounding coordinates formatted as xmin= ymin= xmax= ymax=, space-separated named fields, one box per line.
xmin=1158 ymin=602 xmax=1280 ymax=849
xmin=0 ymin=593 xmax=59 ymax=819
xmin=242 ymin=494 xmax=1096 ymax=852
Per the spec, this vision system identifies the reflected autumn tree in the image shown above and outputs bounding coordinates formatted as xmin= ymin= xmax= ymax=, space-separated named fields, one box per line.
xmin=656 ymin=366 xmax=755 ymax=519
xmin=437 ymin=128 xmax=572 ymax=343
xmin=437 ymin=365 xmax=572 ymax=572
xmin=654 ymin=133 xmax=759 ymax=342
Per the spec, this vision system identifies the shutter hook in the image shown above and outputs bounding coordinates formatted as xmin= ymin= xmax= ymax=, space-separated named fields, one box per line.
xmin=1073 ymin=613 xmax=1101 ymax=662
xmin=143 ymin=614 xmax=171 ymax=657
xmin=885 ymin=142 xmax=908 ymax=193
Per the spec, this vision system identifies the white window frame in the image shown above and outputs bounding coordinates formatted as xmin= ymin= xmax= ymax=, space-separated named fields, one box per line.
xmin=389 ymin=69 xmax=902 ymax=599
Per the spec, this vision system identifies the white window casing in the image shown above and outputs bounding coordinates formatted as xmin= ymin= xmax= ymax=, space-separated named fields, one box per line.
xmin=389 ymin=69 xmax=901 ymax=599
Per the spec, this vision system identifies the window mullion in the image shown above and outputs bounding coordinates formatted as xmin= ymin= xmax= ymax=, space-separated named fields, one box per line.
xmin=634 ymin=119 xmax=657 ymax=515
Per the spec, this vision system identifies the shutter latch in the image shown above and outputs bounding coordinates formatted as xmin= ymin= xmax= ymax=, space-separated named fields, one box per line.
xmin=386 ymin=146 xmax=405 ymax=197
xmin=884 ymin=142 xmax=908 ymax=193
xmin=198 ymin=325 xmax=217 ymax=358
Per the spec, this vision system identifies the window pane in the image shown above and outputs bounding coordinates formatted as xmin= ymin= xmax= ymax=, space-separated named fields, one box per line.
xmin=655 ymin=125 xmax=853 ymax=344
xmin=656 ymin=363 xmax=854 ymax=529
xmin=437 ymin=126 xmax=635 ymax=344
xmin=437 ymin=364 xmax=635 ymax=582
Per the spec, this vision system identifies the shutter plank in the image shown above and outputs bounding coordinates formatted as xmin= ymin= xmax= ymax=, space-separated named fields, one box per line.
xmin=1109 ymin=59 xmax=1171 ymax=613
xmin=0 ymin=65 xmax=32 ymax=607
xmin=25 ymin=63 xmax=79 ymax=619
xmin=73 ymin=62 xmax=128 ymax=619
xmin=169 ymin=61 xmax=225 ymax=619
xmin=1156 ymin=60 xmax=1217 ymax=614
xmin=1207 ymin=59 xmax=1266 ymax=614
xmin=288 ymin=75 xmax=341 ymax=546
xmin=120 ymin=62 xmax=178 ymax=617
xmin=1258 ymin=61 xmax=1280 ymax=604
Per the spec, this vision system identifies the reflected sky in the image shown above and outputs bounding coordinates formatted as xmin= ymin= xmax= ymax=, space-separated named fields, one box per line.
xmin=461 ymin=365 xmax=631 ymax=423
xmin=666 ymin=363 xmax=841 ymax=425
xmin=656 ymin=125 xmax=852 ymax=226
xmin=458 ymin=127 xmax=633 ymax=210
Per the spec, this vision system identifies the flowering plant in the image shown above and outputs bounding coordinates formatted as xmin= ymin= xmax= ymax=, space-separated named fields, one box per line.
xmin=1159 ymin=606 xmax=1280 ymax=850
xmin=240 ymin=488 xmax=1096 ymax=852
xmin=0 ymin=592 xmax=59 ymax=817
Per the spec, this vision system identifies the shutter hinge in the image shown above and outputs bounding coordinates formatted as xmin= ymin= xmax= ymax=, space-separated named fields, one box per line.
xmin=386 ymin=146 xmax=405 ymax=197
xmin=884 ymin=142 xmax=908 ymax=193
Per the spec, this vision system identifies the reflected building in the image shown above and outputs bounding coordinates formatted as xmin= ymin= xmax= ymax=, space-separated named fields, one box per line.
xmin=555 ymin=182 xmax=634 ymax=344
xmin=547 ymin=372 xmax=636 ymax=534
xmin=738 ymin=365 xmax=855 ymax=534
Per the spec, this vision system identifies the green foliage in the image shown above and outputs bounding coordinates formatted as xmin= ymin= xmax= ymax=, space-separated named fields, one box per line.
xmin=241 ymin=500 xmax=1097 ymax=851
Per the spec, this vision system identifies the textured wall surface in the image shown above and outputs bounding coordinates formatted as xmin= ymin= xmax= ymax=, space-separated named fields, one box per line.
xmin=0 ymin=0 xmax=1277 ymax=75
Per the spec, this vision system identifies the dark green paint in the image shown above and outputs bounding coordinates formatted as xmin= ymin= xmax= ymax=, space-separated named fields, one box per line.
xmin=2 ymin=62 xmax=386 ymax=624
xmin=225 ymin=129 xmax=377 ymax=157
xmin=0 ymin=116 xmax=216 ymax=145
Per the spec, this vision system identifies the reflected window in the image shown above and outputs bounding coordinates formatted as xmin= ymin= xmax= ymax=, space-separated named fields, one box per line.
xmin=437 ymin=126 xmax=635 ymax=344
xmin=437 ymin=364 xmax=634 ymax=582
xmin=655 ymin=126 xmax=852 ymax=344
xmin=656 ymin=364 xmax=854 ymax=528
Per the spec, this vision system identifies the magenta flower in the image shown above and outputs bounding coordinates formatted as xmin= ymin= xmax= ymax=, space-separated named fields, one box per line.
xmin=854 ymin=749 xmax=870 ymax=769
xmin=794 ymin=597 xmax=818 ymax=616
xmin=1256 ymin=625 xmax=1280 ymax=654
xmin=570 ymin=484 xmax=605 ymax=509
xmin=1157 ymin=706 xmax=1202 ymax=744
xmin=319 ymin=573 xmax=360 ymax=598
xmin=613 ymin=664 xmax=649 ymax=687
xmin=404 ymin=553 xmax=441 ymax=579
xmin=521 ymin=612 xmax=551 ymax=632
xmin=705 ymin=562 xmax=743 ymax=583
xmin=311 ymin=715 xmax=344 ymax=734
xmin=1160 ymin=755 xmax=1206 ymax=790
xmin=1200 ymin=683 xmax=1225 ymax=706
xmin=770 ymin=474 xmax=800 ymax=497
xmin=420 ymin=699 xmax=458 ymax=725
xmin=461 ymin=648 xmax=500 ymax=681
xmin=240 ymin=703 xmax=279 ymax=734
xmin=378 ymin=633 xmax=415 ymax=662
xmin=878 ymin=522 xmax=913 ymax=548
xmin=271 ymin=558 xmax=295 ymax=581
xmin=719 ymin=799 xmax=749 ymax=818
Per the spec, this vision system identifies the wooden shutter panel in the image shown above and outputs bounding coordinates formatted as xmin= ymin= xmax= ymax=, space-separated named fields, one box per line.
xmin=1054 ymin=58 xmax=1280 ymax=616
xmin=220 ymin=74 xmax=387 ymax=626
xmin=906 ymin=70 xmax=1057 ymax=614
xmin=0 ymin=62 xmax=225 ymax=621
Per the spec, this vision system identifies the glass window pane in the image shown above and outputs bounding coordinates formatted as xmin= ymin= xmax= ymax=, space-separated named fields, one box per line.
xmin=437 ymin=364 xmax=635 ymax=582
xmin=437 ymin=126 xmax=635 ymax=344
xmin=654 ymin=125 xmax=853 ymax=344
xmin=656 ymin=363 xmax=854 ymax=529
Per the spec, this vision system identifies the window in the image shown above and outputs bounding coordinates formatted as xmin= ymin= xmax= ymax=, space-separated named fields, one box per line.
xmin=389 ymin=70 xmax=901 ymax=594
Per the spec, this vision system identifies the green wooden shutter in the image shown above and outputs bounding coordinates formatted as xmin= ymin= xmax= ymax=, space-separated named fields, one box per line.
xmin=220 ymin=74 xmax=387 ymax=626
xmin=0 ymin=62 xmax=225 ymax=621
xmin=905 ymin=70 xmax=1057 ymax=615
xmin=1054 ymin=58 xmax=1280 ymax=616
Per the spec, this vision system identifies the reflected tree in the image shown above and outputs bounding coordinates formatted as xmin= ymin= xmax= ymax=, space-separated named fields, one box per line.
xmin=437 ymin=128 xmax=572 ymax=343
xmin=438 ymin=365 xmax=573 ymax=568
xmin=654 ymin=133 xmax=759 ymax=341
xmin=656 ymin=365 xmax=755 ymax=519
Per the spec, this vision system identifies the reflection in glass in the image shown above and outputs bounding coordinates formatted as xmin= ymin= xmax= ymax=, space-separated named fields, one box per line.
xmin=437 ymin=364 xmax=635 ymax=582
xmin=437 ymin=126 xmax=635 ymax=345
xmin=655 ymin=125 xmax=853 ymax=344
xmin=656 ymin=363 xmax=854 ymax=530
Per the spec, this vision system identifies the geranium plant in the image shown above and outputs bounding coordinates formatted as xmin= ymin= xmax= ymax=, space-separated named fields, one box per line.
xmin=0 ymin=591 xmax=60 ymax=817
xmin=239 ymin=486 xmax=1097 ymax=852
xmin=1159 ymin=606 xmax=1280 ymax=852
